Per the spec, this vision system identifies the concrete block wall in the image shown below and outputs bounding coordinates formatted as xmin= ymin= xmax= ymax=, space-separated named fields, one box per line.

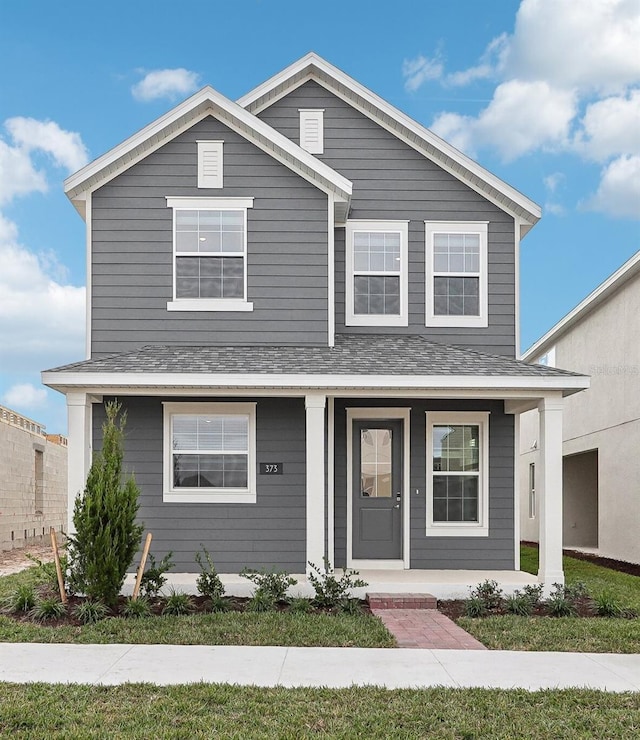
xmin=0 ymin=405 xmax=67 ymax=550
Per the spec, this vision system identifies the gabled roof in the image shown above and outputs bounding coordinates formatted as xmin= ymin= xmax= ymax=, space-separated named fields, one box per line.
xmin=64 ymin=85 xmax=352 ymax=221
xmin=43 ymin=335 xmax=588 ymax=396
xmin=238 ymin=53 xmax=541 ymax=237
xmin=523 ymin=250 xmax=640 ymax=362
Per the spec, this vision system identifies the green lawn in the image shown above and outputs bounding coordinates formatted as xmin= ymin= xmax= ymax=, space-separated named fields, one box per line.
xmin=0 ymin=684 xmax=638 ymax=739
xmin=458 ymin=545 xmax=640 ymax=653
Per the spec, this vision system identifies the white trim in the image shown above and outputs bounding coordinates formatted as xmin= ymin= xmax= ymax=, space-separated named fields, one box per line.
xmin=346 ymin=407 xmax=411 ymax=569
xmin=327 ymin=397 xmax=335 ymax=567
xmin=162 ymin=401 xmax=257 ymax=504
xmin=350 ymin=559 xmax=405 ymax=570
xmin=305 ymin=393 xmax=326 ymax=572
xmin=166 ymin=196 xmax=254 ymax=210
xmin=514 ymin=217 xmax=522 ymax=359
xmin=237 ymin=53 xmax=540 ymax=229
xmin=514 ymin=411 xmax=521 ymax=570
xmin=523 ymin=250 xmax=640 ymax=361
xmin=167 ymin=300 xmax=254 ymax=312
xmin=42 ymin=371 xmax=590 ymax=393
xmin=327 ymin=194 xmax=335 ymax=347
xmin=66 ymin=392 xmax=93 ymax=536
xmin=299 ymin=109 xmax=324 ymax=154
xmin=85 ymin=191 xmax=92 ymax=359
xmin=345 ymin=220 xmax=409 ymax=327
xmin=197 ymin=141 xmax=223 ymax=188
xmin=425 ymin=221 xmax=488 ymax=328
xmin=64 ymin=85 xmax=352 ymax=212
xmin=425 ymin=411 xmax=490 ymax=537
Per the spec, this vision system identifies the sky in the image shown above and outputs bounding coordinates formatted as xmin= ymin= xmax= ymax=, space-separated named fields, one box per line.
xmin=0 ymin=0 xmax=638 ymax=434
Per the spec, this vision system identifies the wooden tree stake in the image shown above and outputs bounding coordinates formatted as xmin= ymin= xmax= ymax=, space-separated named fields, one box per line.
xmin=132 ymin=532 xmax=153 ymax=601
xmin=50 ymin=527 xmax=67 ymax=604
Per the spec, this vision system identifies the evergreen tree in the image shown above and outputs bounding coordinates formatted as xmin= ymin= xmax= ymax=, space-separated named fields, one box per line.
xmin=67 ymin=400 xmax=144 ymax=604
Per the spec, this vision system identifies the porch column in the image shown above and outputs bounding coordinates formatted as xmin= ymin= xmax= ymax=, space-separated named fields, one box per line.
xmin=537 ymin=394 xmax=564 ymax=592
xmin=305 ymin=393 xmax=326 ymax=573
xmin=66 ymin=392 xmax=92 ymax=536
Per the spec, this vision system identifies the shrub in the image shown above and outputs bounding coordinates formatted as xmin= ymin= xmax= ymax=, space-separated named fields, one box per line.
xmin=339 ymin=597 xmax=363 ymax=616
xmin=504 ymin=591 xmax=533 ymax=616
xmin=195 ymin=546 xmax=225 ymax=600
xmin=30 ymin=596 xmax=67 ymax=622
xmin=594 ymin=591 xmax=624 ymax=618
xmin=469 ymin=579 xmax=503 ymax=611
xmin=545 ymin=584 xmax=577 ymax=617
xmin=522 ymin=583 xmax=544 ymax=607
xmin=463 ymin=596 xmax=488 ymax=618
xmin=246 ymin=591 xmax=276 ymax=612
xmin=162 ymin=589 xmax=193 ymax=616
xmin=289 ymin=597 xmax=312 ymax=614
xmin=72 ymin=599 xmax=109 ymax=624
xmin=140 ymin=552 xmax=174 ymax=599
xmin=67 ymin=401 xmax=144 ymax=605
xmin=2 ymin=584 xmax=37 ymax=614
xmin=240 ymin=568 xmax=297 ymax=602
xmin=564 ymin=581 xmax=590 ymax=601
xmin=307 ymin=559 xmax=367 ymax=608
xmin=206 ymin=595 xmax=230 ymax=613
xmin=122 ymin=596 xmax=152 ymax=619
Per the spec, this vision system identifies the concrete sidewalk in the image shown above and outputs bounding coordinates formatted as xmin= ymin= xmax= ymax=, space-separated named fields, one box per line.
xmin=0 ymin=643 xmax=639 ymax=691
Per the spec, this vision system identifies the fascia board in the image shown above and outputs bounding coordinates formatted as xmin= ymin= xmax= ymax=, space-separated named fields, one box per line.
xmin=239 ymin=53 xmax=540 ymax=228
xmin=42 ymin=371 xmax=589 ymax=393
xmin=64 ymin=84 xmax=351 ymax=204
xmin=523 ymin=250 xmax=640 ymax=361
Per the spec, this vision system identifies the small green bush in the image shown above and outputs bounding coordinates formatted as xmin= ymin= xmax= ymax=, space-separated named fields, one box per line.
xmin=463 ymin=596 xmax=488 ymax=618
xmin=162 ymin=589 xmax=193 ymax=616
xmin=307 ymin=559 xmax=367 ymax=608
xmin=521 ymin=583 xmax=544 ymax=607
xmin=72 ymin=599 xmax=109 ymax=624
xmin=240 ymin=568 xmax=297 ymax=602
xmin=470 ymin=579 xmax=504 ymax=610
xmin=545 ymin=584 xmax=578 ymax=617
xmin=339 ymin=597 xmax=363 ymax=616
xmin=247 ymin=591 xmax=276 ymax=612
xmin=30 ymin=596 xmax=67 ymax=622
xmin=122 ymin=596 xmax=152 ymax=619
xmin=594 ymin=591 xmax=624 ymax=618
xmin=504 ymin=591 xmax=533 ymax=616
xmin=140 ymin=552 xmax=174 ymax=599
xmin=564 ymin=581 xmax=590 ymax=601
xmin=195 ymin=546 xmax=225 ymax=600
xmin=289 ymin=597 xmax=312 ymax=614
xmin=206 ymin=595 xmax=230 ymax=613
xmin=2 ymin=584 xmax=37 ymax=614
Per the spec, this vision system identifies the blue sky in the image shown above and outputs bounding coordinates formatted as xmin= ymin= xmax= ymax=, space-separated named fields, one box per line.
xmin=0 ymin=0 xmax=638 ymax=433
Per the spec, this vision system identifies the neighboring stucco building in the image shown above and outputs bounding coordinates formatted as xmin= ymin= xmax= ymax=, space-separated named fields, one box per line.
xmin=0 ymin=404 xmax=67 ymax=550
xmin=520 ymin=251 xmax=640 ymax=565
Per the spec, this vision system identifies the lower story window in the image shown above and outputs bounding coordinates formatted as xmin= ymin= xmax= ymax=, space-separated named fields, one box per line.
xmin=426 ymin=411 xmax=489 ymax=536
xmin=163 ymin=402 xmax=256 ymax=503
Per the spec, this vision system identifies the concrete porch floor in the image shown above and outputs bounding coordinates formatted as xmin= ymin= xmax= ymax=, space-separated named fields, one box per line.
xmin=123 ymin=569 xmax=538 ymax=600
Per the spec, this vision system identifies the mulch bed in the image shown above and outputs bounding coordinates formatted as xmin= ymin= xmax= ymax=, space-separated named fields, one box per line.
xmin=437 ymin=597 xmax=598 ymax=621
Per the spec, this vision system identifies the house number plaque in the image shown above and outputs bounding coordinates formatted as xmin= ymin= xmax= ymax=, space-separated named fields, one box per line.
xmin=259 ymin=462 xmax=283 ymax=475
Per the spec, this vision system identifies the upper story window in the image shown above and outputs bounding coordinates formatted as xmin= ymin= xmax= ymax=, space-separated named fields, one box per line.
xmin=425 ymin=221 xmax=488 ymax=328
xmin=537 ymin=346 xmax=556 ymax=367
xmin=165 ymin=197 xmax=254 ymax=312
xmin=299 ymin=109 xmax=324 ymax=154
xmin=163 ymin=402 xmax=257 ymax=504
xmin=197 ymin=141 xmax=223 ymax=188
xmin=345 ymin=220 xmax=409 ymax=327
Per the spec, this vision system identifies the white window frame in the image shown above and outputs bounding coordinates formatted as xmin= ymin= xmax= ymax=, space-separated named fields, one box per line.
xmin=537 ymin=346 xmax=556 ymax=367
xmin=299 ymin=109 xmax=324 ymax=154
xmin=166 ymin=196 xmax=254 ymax=312
xmin=345 ymin=219 xmax=409 ymax=327
xmin=425 ymin=221 xmax=488 ymax=328
xmin=528 ymin=462 xmax=536 ymax=519
xmin=163 ymin=402 xmax=257 ymax=504
xmin=425 ymin=411 xmax=489 ymax=537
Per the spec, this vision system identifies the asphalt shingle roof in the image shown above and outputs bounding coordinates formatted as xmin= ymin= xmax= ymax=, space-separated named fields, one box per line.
xmin=45 ymin=335 xmax=584 ymax=379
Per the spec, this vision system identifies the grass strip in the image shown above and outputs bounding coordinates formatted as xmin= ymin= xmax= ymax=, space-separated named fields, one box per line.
xmin=0 ymin=684 xmax=638 ymax=739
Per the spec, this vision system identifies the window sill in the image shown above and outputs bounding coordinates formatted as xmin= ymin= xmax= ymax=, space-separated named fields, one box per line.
xmin=163 ymin=491 xmax=256 ymax=504
xmin=346 ymin=315 xmax=408 ymax=327
xmin=426 ymin=525 xmax=489 ymax=537
xmin=167 ymin=300 xmax=254 ymax=312
xmin=426 ymin=315 xmax=488 ymax=328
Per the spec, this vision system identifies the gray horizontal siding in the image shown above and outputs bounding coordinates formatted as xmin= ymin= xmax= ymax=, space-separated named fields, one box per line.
xmin=91 ymin=116 xmax=329 ymax=356
xmin=259 ymin=81 xmax=516 ymax=356
xmin=333 ymin=398 xmax=514 ymax=570
xmin=92 ymin=397 xmax=307 ymax=572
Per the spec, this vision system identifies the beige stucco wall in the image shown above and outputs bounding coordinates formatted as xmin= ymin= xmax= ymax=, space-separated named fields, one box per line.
xmin=0 ymin=407 xmax=67 ymax=550
xmin=519 ymin=271 xmax=640 ymax=564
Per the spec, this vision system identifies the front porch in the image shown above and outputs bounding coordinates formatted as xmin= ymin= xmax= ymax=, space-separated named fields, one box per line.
xmin=123 ymin=568 xmax=538 ymax=600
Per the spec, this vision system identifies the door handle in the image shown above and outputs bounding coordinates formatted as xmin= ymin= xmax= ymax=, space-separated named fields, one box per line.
xmin=393 ymin=503 xmax=400 ymax=509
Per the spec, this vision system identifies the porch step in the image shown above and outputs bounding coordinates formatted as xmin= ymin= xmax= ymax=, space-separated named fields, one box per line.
xmin=367 ymin=592 xmax=437 ymax=610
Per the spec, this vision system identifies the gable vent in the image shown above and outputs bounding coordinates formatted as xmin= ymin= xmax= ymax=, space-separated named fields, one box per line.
xmin=197 ymin=141 xmax=223 ymax=188
xmin=299 ymin=110 xmax=324 ymax=154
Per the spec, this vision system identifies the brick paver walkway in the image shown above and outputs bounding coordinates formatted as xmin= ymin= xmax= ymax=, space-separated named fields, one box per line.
xmin=372 ymin=608 xmax=487 ymax=650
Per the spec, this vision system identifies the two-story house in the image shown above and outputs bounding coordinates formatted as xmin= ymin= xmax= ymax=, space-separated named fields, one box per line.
xmin=42 ymin=54 xmax=588 ymax=594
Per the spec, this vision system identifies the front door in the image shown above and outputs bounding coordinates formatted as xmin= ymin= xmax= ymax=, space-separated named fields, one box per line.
xmin=352 ymin=419 xmax=403 ymax=560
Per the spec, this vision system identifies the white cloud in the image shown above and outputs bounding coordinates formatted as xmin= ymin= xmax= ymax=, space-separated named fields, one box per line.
xmin=0 ymin=138 xmax=47 ymax=204
xmin=584 ymin=155 xmax=640 ymax=219
xmin=573 ymin=90 xmax=640 ymax=161
xmin=402 ymin=55 xmax=443 ymax=92
xmin=5 ymin=117 xmax=89 ymax=172
xmin=432 ymin=81 xmax=576 ymax=161
xmin=544 ymin=173 xmax=565 ymax=193
xmin=544 ymin=202 xmax=566 ymax=216
xmin=2 ymin=383 xmax=47 ymax=411
xmin=132 ymin=68 xmax=200 ymax=102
